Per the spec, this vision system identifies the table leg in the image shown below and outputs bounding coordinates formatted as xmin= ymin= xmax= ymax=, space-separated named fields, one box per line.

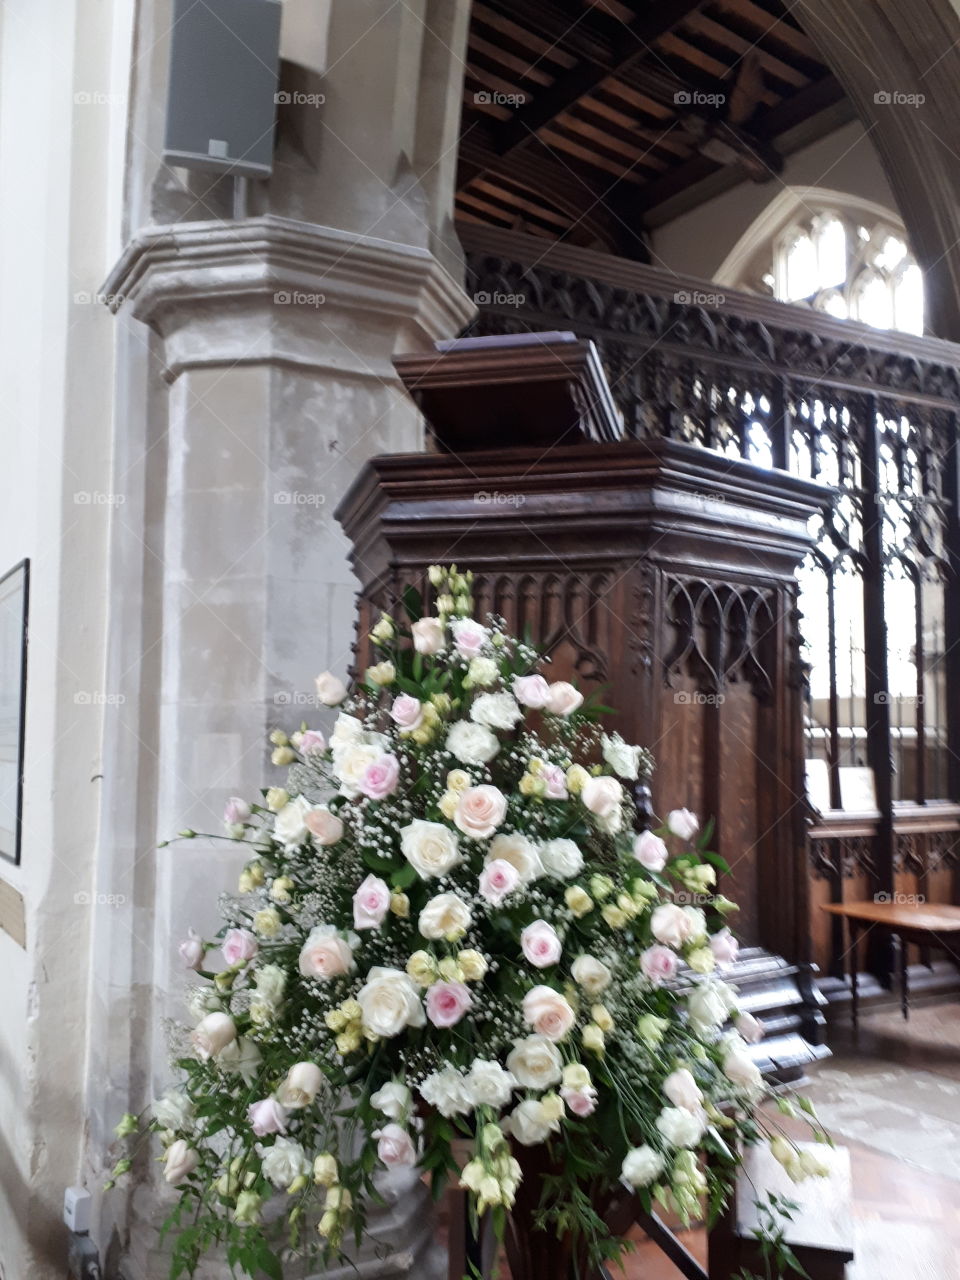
xmin=850 ymin=919 xmax=860 ymax=1035
xmin=897 ymin=932 xmax=909 ymax=1021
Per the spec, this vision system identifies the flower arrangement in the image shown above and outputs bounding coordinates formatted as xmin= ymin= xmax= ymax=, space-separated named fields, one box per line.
xmin=113 ymin=565 xmax=828 ymax=1279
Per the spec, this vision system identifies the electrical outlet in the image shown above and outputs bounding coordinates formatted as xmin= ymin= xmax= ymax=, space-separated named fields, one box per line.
xmin=63 ymin=1185 xmax=91 ymax=1234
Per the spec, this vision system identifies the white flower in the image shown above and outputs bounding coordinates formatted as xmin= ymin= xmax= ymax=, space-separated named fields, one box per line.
xmin=544 ymin=681 xmax=583 ymax=716
xmin=191 ymin=1012 xmax=237 ymax=1060
xmin=465 ymin=1059 xmax=517 ymax=1109
xmin=539 ymin=838 xmax=584 ymax=880
xmin=521 ymin=920 xmax=562 ymax=968
xmin=260 ymin=1136 xmax=311 ymax=1189
xmin=411 ymin=617 xmax=444 ymax=655
xmin=451 ymin=619 xmax=488 ymax=656
xmin=334 ymin=742 xmax=383 ymax=799
xmin=735 ymin=1011 xmax=765 ymax=1044
xmin=486 ymin=832 xmax=542 ymax=883
xmin=686 ymin=980 xmax=737 ymax=1037
xmin=682 ymin=906 xmax=708 ymax=944
xmin=467 ymin=656 xmax=499 ymax=687
xmin=506 ymin=1035 xmax=562 ymax=1089
xmin=504 ymin=1099 xmax=560 ymax=1146
xmin=419 ymin=893 xmax=472 ymax=941
xmin=357 ymin=967 xmax=426 ymax=1038
xmin=374 ymin=1124 xmax=417 ymax=1168
xmin=601 ymin=733 xmax=643 ymax=780
xmin=299 ymin=926 xmax=356 ymax=980
xmin=273 ymin=794 xmax=313 ymax=846
xmin=650 ymin=903 xmax=696 ymax=949
xmin=400 ymin=819 xmax=462 ymax=878
xmin=581 ymin=775 xmax=623 ymax=821
xmin=571 ymin=955 xmax=612 ymax=996
xmin=662 ymin=1068 xmax=703 ymax=1113
xmin=277 ymin=1062 xmax=324 ymax=1109
xmin=667 ymin=808 xmax=699 ymax=840
xmin=163 ymin=1139 xmax=199 ymax=1185
xmin=633 ymin=830 xmax=668 ymax=871
xmin=656 ymin=1105 xmax=707 ymax=1148
xmin=454 ymin=785 xmax=508 ymax=839
xmin=186 ymin=986 xmax=221 ymax=1021
xmin=419 ymin=1066 xmax=472 ymax=1118
xmin=723 ymin=1042 xmax=763 ymax=1096
xmin=621 ymin=1145 xmax=666 ymax=1188
xmin=470 ymin=692 xmax=523 ymax=731
xmin=253 ymin=964 xmax=286 ymax=1006
xmin=371 ymin=1082 xmax=412 ymax=1123
xmin=445 ymin=720 xmax=500 ymax=765
xmin=330 ymin=713 xmax=364 ymax=751
xmin=522 ymin=987 xmax=576 ymax=1042
xmin=153 ymin=1090 xmax=195 ymax=1132
xmin=314 ymin=671 xmax=347 ymax=706
xmin=218 ymin=1036 xmax=263 ymax=1085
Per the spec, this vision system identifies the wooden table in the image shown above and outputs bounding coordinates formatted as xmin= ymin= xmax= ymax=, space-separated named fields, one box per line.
xmin=821 ymin=900 xmax=960 ymax=1028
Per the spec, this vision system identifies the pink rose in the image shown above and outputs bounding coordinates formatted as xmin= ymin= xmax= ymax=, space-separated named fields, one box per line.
xmin=545 ymin=681 xmax=583 ymax=716
xmin=451 ymin=619 xmax=487 ymax=656
xmin=298 ymin=926 xmax=355 ymax=979
xmin=375 ymin=1123 xmax=417 ymax=1167
xmin=298 ymin=730 xmax=326 ymax=755
xmin=353 ymin=874 xmax=391 ymax=930
xmin=223 ymin=797 xmax=251 ymax=827
xmin=179 ymin=929 xmax=205 ymax=970
xmin=305 ymin=807 xmax=344 ymax=846
xmin=581 ymin=775 xmax=623 ymax=818
xmin=640 ymin=944 xmax=679 ymax=985
xmin=390 ymin=695 xmax=424 ymax=732
xmin=522 ymin=986 xmax=575 ymax=1041
xmin=248 ymin=1098 xmax=288 ymax=1136
xmin=222 ymin=928 xmax=258 ymax=967
xmin=512 ymin=675 xmax=551 ymax=708
xmin=633 ymin=830 xmax=668 ymax=872
xmin=478 ymin=858 xmax=520 ymax=904
xmin=426 ymin=980 xmax=473 ymax=1028
xmin=411 ymin=617 xmax=444 ymax=655
xmin=710 ymin=928 xmax=739 ymax=966
xmin=541 ymin=764 xmax=568 ymax=800
xmin=358 ymin=754 xmax=400 ymax=801
xmin=667 ymin=808 xmax=699 ymax=840
xmin=454 ymin=785 xmax=507 ymax=839
xmin=521 ymin=920 xmax=562 ymax=968
xmin=561 ymin=1085 xmax=598 ymax=1117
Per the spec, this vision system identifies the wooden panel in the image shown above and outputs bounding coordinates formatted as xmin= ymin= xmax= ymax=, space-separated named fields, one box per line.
xmin=0 ymin=877 xmax=26 ymax=948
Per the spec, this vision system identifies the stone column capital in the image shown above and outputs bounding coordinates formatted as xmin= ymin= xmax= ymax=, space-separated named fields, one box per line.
xmin=102 ymin=214 xmax=475 ymax=380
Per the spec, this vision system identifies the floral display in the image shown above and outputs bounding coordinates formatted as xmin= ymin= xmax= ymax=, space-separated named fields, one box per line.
xmin=112 ymin=565 xmax=828 ymax=1279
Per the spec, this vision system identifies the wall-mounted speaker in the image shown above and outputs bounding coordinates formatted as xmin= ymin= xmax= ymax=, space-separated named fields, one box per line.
xmin=163 ymin=0 xmax=282 ymax=179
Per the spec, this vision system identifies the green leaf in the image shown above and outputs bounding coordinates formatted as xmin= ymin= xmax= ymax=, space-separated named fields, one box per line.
xmin=402 ymin=584 xmax=423 ymax=622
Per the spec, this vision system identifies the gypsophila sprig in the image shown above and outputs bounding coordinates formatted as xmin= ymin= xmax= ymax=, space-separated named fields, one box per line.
xmin=114 ymin=564 xmax=829 ymax=1278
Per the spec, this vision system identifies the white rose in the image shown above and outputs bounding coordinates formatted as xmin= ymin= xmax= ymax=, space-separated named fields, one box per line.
xmin=633 ymin=830 xmax=668 ymax=872
xmin=315 ymin=671 xmax=347 ymax=706
xmin=465 ymin=1059 xmax=517 ymax=1109
xmin=400 ymin=819 xmax=462 ymax=879
xmin=467 ymin=656 xmax=499 ymax=687
xmin=335 ymin=742 xmax=383 ymax=798
xmin=486 ymin=832 xmax=542 ymax=883
xmin=299 ymin=926 xmax=356 ymax=980
xmin=153 ymin=1090 xmax=195 ymax=1132
xmin=735 ymin=1012 xmax=764 ymax=1044
xmin=650 ymin=903 xmax=696 ymax=949
xmin=357 ymin=967 xmax=426 ymax=1038
xmin=191 ymin=1012 xmax=237 ymax=1060
xmin=260 ymin=1136 xmax=310 ymax=1189
xmin=454 ymin=785 xmax=508 ymax=839
xmin=682 ymin=906 xmax=708 ymax=944
xmin=571 ymin=955 xmax=612 ymax=996
xmin=723 ymin=1044 xmax=763 ymax=1096
xmin=601 ymin=734 xmax=643 ymax=780
xmin=506 ymin=1035 xmax=562 ymax=1089
xmin=330 ymin=713 xmax=364 ymax=751
xmin=371 ymin=1082 xmax=412 ymax=1122
xmin=277 ymin=1062 xmax=324 ymax=1109
xmin=274 ymin=794 xmax=313 ymax=846
xmin=539 ymin=838 xmax=584 ymax=880
xmin=445 ymin=720 xmax=500 ymax=766
xmin=470 ymin=692 xmax=523 ymax=731
xmin=656 ymin=1105 xmax=707 ymax=1148
xmin=163 ymin=1138 xmax=199 ymax=1184
xmin=419 ymin=1066 xmax=472 ymax=1118
xmin=504 ymin=1099 xmax=559 ymax=1146
xmin=522 ymin=987 xmax=576 ymax=1042
xmin=451 ymin=618 xmax=489 ymax=655
xmin=621 ymin=1145 xmax=666 ymax=1188
xmin=375 ymin=1123 xmax=418 ymax=1168
xmin=686 ymin=980 xmax=737 ymax=1037
xmin=581 ymin=775 xmax=623 ymax=820
xmin=667 ymin=808 xmax=699 ymax=840
xmin=218 ymin=1036 xmax=263 ymax=1085
xmin=254 ymin=964 xmax=287 ymax=1006
xmin=419 ymin=892 xmax=472 ymax=940
xmin=544 ymin=681 xmax=583 ymax=716
xmin=662 ymin=1068 xmax=703 ymax=1113
xmin=412 ymin=617 xmax=444 ymax=655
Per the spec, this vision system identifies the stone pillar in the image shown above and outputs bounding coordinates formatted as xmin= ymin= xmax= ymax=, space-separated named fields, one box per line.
xmin=87 ymin=1 xmax=474 ymax=1274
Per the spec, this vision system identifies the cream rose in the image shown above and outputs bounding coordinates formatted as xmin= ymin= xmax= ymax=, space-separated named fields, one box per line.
xmin=374 ymin=1124 xmax=417 ymax=1168
xmin=506 ymin=1034 xmax=563 ymax=1089
xmin=454 ymin=785 xmax=507 ymax=839
xmin=191 ymin=1012 xmax=237 ymax=1060
xmin=298 ymin=926 xmax=356 ymax=980
xmin=464 ymin=1059 xmax=517 ymax=1109
xmin=662 ymin=1068 xmax=703 ymax=1113
xmin=522 ymin=987 xmax=576 ymax=1042
xmin=571 ymin=955 xmax=612 ymax=996
xmin=277 ymin=1062 xmax=324 ymax=1109
xmin=505 ymin=1099 xmax=560 ymax=1146
xmin=274 ymin=795 xmax=313 ymax=846
xmin=545 ymin=681 xmax=583 ymax=716
xmin=445 ymin=720 xmax=500 ymax=765
xmin=633 ymin=830 xmax=668 ymax=871
xmin=314 ymin=671 xmax=347 ymax=706
xmin=539 ymin=838 xmax=584 ymax=880
xmin=400 ymin=819 xmax=462 ymax=879
xmin=650 ymin=902 xmax=696 ymax=949
xmin=667 ymin=808 xmax=700 ymax=840
xmin=581 ymin=775 xmax=624 ymax=820
xmin=418 ymin=892 xmax=472 ymax=941
xmin=357 ymin=967 xmax=426 ymax=1038
xmin=305 ymin=806 xmax=344 ymax=846
xmin=485 ymin=832 xmax=542 ymax=883
xmin=412 ymin=616 xmax=444 ymax=655
xmin=371 ymin=1082 xmax=411 ymax=1122
xmin=723 ymin=1042 xmax=763 ymax=1096
xmin=335 ymin=742 xmax=384 ymax=799
xmin=163 ymin=1139 xmax=200 ymax=1185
